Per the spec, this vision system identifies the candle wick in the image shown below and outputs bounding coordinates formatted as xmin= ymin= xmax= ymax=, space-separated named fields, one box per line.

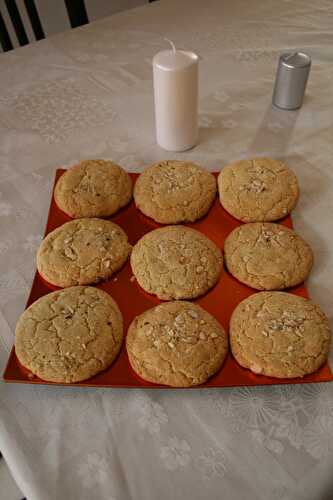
xmin=164 ymin=38 xmax=176 ymax=53
xmin=285 ymin=52 xmax=297 ymax=61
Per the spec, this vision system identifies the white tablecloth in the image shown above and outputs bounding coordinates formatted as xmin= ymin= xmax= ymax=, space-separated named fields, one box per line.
xmin=1 ymin=1 xmax=333 ymax=499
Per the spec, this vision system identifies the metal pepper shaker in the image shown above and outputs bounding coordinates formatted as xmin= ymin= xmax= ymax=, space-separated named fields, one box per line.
xmin=272 ymin=52 xmax=311 ymax=110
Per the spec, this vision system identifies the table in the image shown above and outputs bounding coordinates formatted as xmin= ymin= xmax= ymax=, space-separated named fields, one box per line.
xmin=1 ymin=1 xmax=333 ymax=499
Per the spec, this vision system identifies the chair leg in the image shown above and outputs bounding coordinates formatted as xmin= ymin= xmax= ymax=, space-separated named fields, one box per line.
xmin=64 ymin=0 xmax=89 ymax=28
xmin=0 ymin=9 xmax=13 ymax=51
xmin=5 ymin=0 xmax=29 ymax=46
xmin=24 ymin=0 xmax=45 ymax=40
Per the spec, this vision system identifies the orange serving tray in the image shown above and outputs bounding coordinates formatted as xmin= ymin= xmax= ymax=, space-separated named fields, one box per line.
xmin=3 ymin=170 xmax=333 ymax=388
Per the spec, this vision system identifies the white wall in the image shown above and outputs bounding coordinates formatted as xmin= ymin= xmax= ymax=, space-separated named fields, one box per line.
xmin=86 ymin=0 xmax=148 ymax=22
xmin=35 ymin=0 xmax=71 ymax=37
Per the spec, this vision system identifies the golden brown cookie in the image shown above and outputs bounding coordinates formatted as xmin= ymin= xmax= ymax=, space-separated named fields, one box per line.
xmin=134 ymin=160 xmax=216 ymax=223
xmin=37 ymin=218 xmax=131 ymax=287
xmin=15 ymin=287 xmax=123 ymax=383
xmin=230 ymin=291 xmax=331 ymax=378
xmin=54 ymin=159 xmax=132 ymax=218
xmin=126 ymin=301 xmax=228 ymax=386
xmin=218 ymin=158 xmax=299 ymax=222
xmin=224 ymin=222 xmax=313 ymax=290
xmin=130 ymin=226 xmax=223 ymax=300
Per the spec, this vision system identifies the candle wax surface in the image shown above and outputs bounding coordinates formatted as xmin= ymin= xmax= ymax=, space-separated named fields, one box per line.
xmin=153 ymin=49 xmax=199 ymax=71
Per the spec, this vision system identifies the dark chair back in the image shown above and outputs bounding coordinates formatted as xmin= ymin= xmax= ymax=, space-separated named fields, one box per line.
xmin=0 ymin=0 xmax=89 ymax=52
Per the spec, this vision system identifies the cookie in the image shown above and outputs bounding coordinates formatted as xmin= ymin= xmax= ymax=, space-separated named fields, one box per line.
xmin=15 ymin=286 xmax=123 ymax=383
xmin=224 ymin=222 xmax=313 ymax=290
xmin=54 ymin=159 xmax=132 ymax=218
xmin=134 ymin=160 xmax=216 ymax=223
xmin=230 ymin=291 xmax=331 ymax=378
xmin=126 ymin=301 xmax=228 ymax=386
xmin=131 ymin=226 xmax=223 ymax=300
xmin=218 ymin=158 xmax=299 ymax=222
xmin=37 ymin=219 xmax=131 ymax=287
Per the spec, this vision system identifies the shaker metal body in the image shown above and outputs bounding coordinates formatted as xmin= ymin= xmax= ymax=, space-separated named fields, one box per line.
xmin=272 ymin=52 xmax=311 ymax=110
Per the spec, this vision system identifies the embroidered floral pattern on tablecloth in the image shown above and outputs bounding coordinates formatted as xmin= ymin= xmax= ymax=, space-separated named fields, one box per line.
xmin=0 ymin=78 xmax=116 ymax=144
xmin=303 ymin=415 xmax=333 ymax=460
xmin=197 ymin=447 xmax=227 ymax=479
xmin=160 ymin=437 xmax=191 ymax=471
xmin=78 ymin=452 xmax=110 ymax=488
xmin=138 ymin=400 xmax=168 ymax=435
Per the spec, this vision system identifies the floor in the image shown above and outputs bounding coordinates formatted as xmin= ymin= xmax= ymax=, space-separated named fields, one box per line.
xmin=0 ymin=455 xmax=23 ymax=500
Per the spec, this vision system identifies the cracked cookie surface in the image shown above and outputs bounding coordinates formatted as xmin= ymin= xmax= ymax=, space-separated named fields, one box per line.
xmin=218 ymin=158 xmax=299 ymax=222
xmin=126 ymin=301 xmax=228 ymax=386
xmin=37 ymin=218 xmax=131 ymax=287
xmin=131 ymin=226 xmax=223 ymax=300
xmin=134 ymin=160 xmax=216 ymax=223
xmin=224 ymin=222 xmax=313 ymax=290
xmin=55 ymin=159 xmax=132 ymax=218
xmin=15 ymin=286 xmax=123 ymax=383
xmin=230 ymin=291 xmax=331 ymax=378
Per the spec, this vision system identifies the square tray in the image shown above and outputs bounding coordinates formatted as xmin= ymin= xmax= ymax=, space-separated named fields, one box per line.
xmin=3 ymin=170 xmax=333 ymax=387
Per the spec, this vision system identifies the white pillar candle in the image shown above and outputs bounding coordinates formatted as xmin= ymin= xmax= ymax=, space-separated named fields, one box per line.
xmin=153 ymin=41 xmax=199 ymax=152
